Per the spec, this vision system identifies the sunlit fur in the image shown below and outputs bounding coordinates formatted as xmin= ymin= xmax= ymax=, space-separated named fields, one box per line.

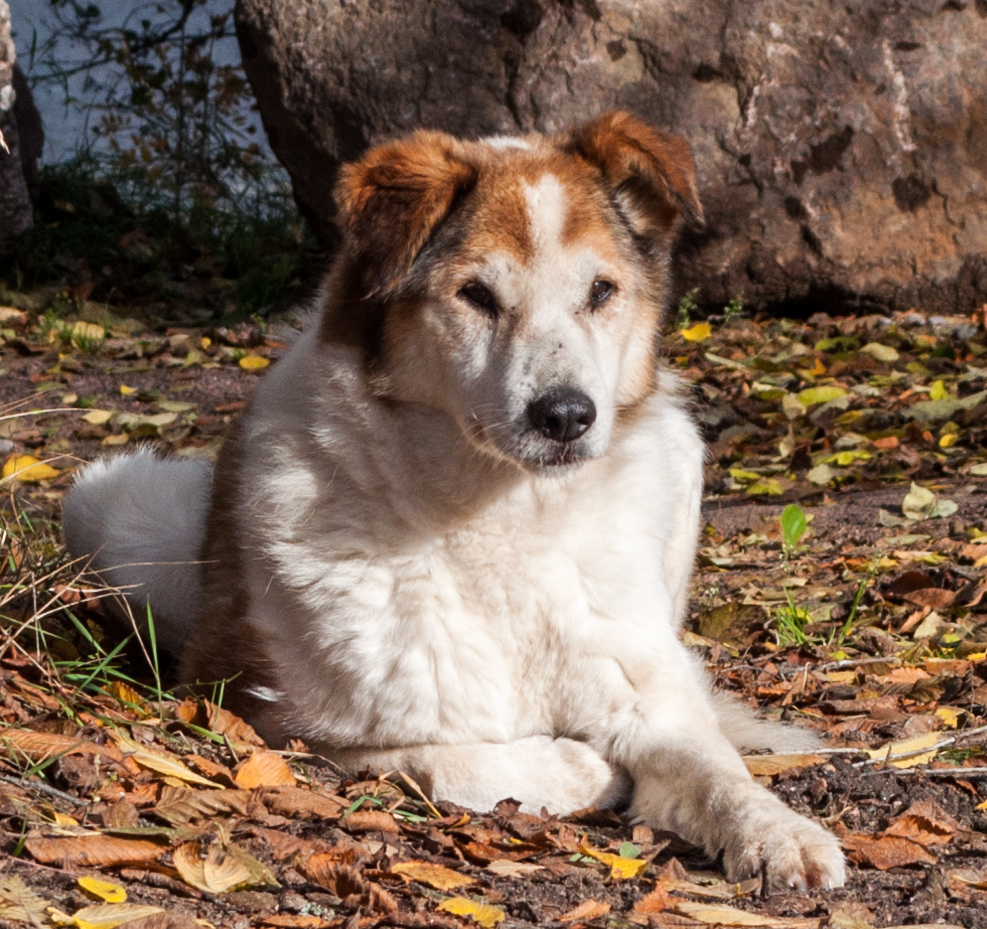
xmin=64 ymin=113 xmax=845 ymax=892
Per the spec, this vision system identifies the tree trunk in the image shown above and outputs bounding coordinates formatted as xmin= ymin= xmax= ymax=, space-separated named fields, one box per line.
xmin=0 ymin=0 xmax=39 ymax=247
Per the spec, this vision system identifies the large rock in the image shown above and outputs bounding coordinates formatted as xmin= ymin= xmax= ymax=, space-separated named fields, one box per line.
xmin=0 ymin=0 xmax=38 ymax=246
xmin=236 ymin=0 xmax=987 ymax=315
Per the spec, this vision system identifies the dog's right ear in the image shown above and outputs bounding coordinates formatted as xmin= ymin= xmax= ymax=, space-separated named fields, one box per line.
xmin=336 ymin=132 xmax=478 ymax=296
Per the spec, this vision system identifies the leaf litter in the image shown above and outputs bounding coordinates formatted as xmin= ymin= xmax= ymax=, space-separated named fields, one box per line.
xmin=2 ymin=302 xmax=987 ymax=927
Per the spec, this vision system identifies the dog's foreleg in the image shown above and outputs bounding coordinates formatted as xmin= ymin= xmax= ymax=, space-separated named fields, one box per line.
xmin=603 ymin=657 xmax=845 ymax=891
xmin=324 ymin=737 xmax=630 ymax=815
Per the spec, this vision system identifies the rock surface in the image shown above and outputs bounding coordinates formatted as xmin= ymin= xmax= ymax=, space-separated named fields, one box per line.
xmin=235 ymin=0 xmax=987 ymax=315
xmin=0 ymin=0 xmax=37 ymax=245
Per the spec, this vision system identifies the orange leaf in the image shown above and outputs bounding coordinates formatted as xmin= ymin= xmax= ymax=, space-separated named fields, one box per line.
xmin=0 ymin=728 xmax=124 ymax=764
xmin=344 ymin=809 xmax=399 ymax=833
xmin=25 ymin=834 xmax=165 ymax=868
xmin=884 ymin=800 xmax=959 ymax=847
xmin=843 ymin=833 xmax=937 ymax=869
xmin=235 ymin=751 xmax=296 ymax=789
xmin=559 ymin=899 xmax=611 ymax=922
xmin=742 ymin=753 xmax=826 ymax=776
xmin=392 ymin=860 xmax=475 ymax=890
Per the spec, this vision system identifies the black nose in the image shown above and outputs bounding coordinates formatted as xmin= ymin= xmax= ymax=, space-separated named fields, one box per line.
xmin=527 ymin=387 xmax=597 ymax=443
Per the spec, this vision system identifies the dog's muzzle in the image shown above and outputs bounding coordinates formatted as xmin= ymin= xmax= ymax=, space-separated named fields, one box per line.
xmin=526 ymin=387 xmax=597 ymax=444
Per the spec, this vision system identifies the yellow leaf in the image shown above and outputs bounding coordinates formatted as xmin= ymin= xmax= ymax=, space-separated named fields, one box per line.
xmin=239 ymin=354 xmax=270 ymax=371
xmin=101 ymin=433 xmax=130 ymax=446
xmin=939 ymin=433 xmax=959 ymax=448
xmin=52 ymin=811 xmax=79 ymax=826
xmin=119 ymin=385 xmax=136 ymax=396
xmin=112 ymin=733 xmax=224 ymax=788
xmin=200 ymin=336 xmax=212 ymax=349
xmin=866 ymin=731 xmax=942 ymax=769
xmin=71 ymin=321 xmax=106 ymax=348
xmin=929 ymin=379 xmax=949 ymax=401
xmin=977 ymin=798 xmax=987 ymax=811
xmin=934 ymin=707 xmax=963 ymax=729
xmin=578 ymin=840 xmax=648 ymax=880
xmin=105 ymin=680 xmax=149 ymax=714
xmin=2 ymin=454 xmax=60 ymax=483
xmin=82 ymin=409 xmax=113 ymax=425
xmin=234 ymin=751 xmax=296 ymax=789
xmin=438 ymin=898 xmax=505 ymax=929
xmin=680 ymin=321 xmax=712 ymax=342
xmin=796 ymin=385 xmax=847 ymax=406
xmin=393 ymin=860 xmax=475 ymax=890
xmin=69 ymin=903 xmax=164 ymax=928
xmin=77 ymin=877 xmax=127 ymax=903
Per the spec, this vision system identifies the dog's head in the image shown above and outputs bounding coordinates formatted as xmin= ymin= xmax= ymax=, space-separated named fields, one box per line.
xmin=322 ymin=112 xmax=702 ymax=471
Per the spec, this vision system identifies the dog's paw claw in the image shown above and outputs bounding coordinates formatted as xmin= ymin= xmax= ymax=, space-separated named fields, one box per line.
xmin=724 ymin=811 xmax=846 ymax=892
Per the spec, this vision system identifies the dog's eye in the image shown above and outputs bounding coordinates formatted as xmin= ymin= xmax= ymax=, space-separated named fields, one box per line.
xmin=590 ymin=279 xmax=615 ymax=307
xmin=458 ymin=282 xmax=499 ymax=317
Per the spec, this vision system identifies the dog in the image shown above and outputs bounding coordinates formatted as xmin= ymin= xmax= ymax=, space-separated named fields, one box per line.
xmin=64 ymin=112 xmax=845 ymax=891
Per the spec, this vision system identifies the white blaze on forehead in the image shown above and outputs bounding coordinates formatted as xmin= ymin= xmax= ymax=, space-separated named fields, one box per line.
xmin=483 ymin=135 xmax=534 ymax=151
xmin=522 ymin=173 xmax=568 ymax=252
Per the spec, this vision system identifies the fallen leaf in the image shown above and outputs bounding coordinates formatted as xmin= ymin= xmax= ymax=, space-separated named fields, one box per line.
xmin=860 ymin=343 xmax=899 ymax=363
xmin=631 ymin=887 xmax=673 ymax=919
xmin=842 ymin=833 xmax=937 ymax=870
xmin=559 ymin=899 xmax=611 ymax=922
xmin=884 ymin=800 xmax=959 ymax=847
xmin=392 ymin=860 xmax=475 ymax=890
xmin=0 ymin=874 xmax=51 ymax=924
xmin=484 ymin=859 xmax=544 ymax=878
xmin=672 ymin=900 xmax=820 ymax=927
xmin=742 ymin=753 xmax=826 ymax=776
xmin=2 ymin=454 xmax=60 ymax=483
xmin=112 ymin=733 xmax=224 ymax=788
xmin=680 ymin=322 xmax=712 ymax=342
xmin=262 ymin=786 xmax=346 ymax=820
xmin=439 ymin=897 xmax=506 ymax=928
xmin=344 ymin=809 xmax=399 ymax=833
xmin=239 ymin=354 xmax=270 ymax=370
xmin=865 ymin=731 xmax=942 ymax=768
xmin=902 ymin=482 xmax=957 ymax=520
xmin=25 ymin=834 xmax=166 ymax=868
xmin=578 ymin=840 xmax=648 ymax=879
xmin=82 ymin=409 xmax=114 ymax=425
xmin=0 ymin=728 xmax=125 ymax=765
xmin=78 ymin=877 xmax=127 ymax=903
xmin=68 ymin=903 xmax=164 ymax=928
xmin=173 ymin=840 xmax=276 ymax=894
xmin=797 ymin=385 xmax=847 ymax=407
xmin=235 ymin=751 xmax=296 ymax=789
xmin=152 ymin=786 xmax=252 ymax=825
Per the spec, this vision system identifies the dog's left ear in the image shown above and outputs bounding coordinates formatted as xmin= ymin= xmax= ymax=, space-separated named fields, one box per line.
xmin=336 ymin=132 xmax=478 ymax=295
xmin=566 ymin=111 xmax=704 ymax=242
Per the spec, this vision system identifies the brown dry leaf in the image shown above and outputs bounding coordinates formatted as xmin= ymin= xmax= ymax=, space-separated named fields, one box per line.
xmin=842 ymin=833 xmax=937 ymax=869
xmin=234 ymin=751 xmax=296 ymax=789
xmin=260 ymin=917 xmax=331 ymax=929
xmin=438 ymin=897 xmax=506 ymax=928
xmin=113 ymin=913 xmax=201 ymax=929
xmin=152 ymin=786 xmax=253 ymax=825
xmin=484 ymin=859 xmax=544 ymax=878
xmin=631 ymin=887 xmax=674 ymax=920
xmin=172 ymin=840 xmax=276 ymax=894
xmin=657 ymin=878 xmax=760 ymax=900
xmin=742 ymin=753 xmax=826 ymax=776
xmin=25 ymin=834 xmax=166 ymax=868
xmin=112 ymin=734 xmax=224 ymax=788
xmin=884 ymin=800 xmax=960 ymax=847
xmin=0 ymin=728 xmax=124 ymax=764
xmin=559 ymin=899 xmax=611 ymax=922
xmin=904 ymin=588 xmax=956 ymax=609
xmin=262 ymin=785 xmax=346 ymax=820
xmin=303 ymin=856 xmax=364 ymax=894
xmin=392 ymin=860 xmax=475 ymax=890
xmin=345 ymin=809 xmax=399 ymax=833
xmin=948 ymin=867 xmax=987 ymax=891
xmin=205 ymin=701 xmax=267 ymax=748
xmin=672 ymin=901 xmax=822 ymax=927
xmin=0 ymin=873 xmax=51 ymax=924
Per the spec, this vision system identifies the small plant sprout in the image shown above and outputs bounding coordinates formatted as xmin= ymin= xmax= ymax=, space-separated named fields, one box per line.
xmin=780 ymin=503 xmax=808 ymax=557
xmin=676 ymin=287 xmax=699 ymax=330
xmin=724 ymin=293 xmax=744 ymax=322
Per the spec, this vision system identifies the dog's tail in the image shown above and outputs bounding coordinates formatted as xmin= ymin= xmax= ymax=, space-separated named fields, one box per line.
xmin=711 ymin=690 xmax=821 ymax=754
xmin=62 ymin=449 xmax=213 ymax=656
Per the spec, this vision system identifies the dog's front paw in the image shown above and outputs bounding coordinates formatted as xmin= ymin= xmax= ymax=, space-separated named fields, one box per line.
xmin=723 ymin=803 xmax=845 ymax=891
